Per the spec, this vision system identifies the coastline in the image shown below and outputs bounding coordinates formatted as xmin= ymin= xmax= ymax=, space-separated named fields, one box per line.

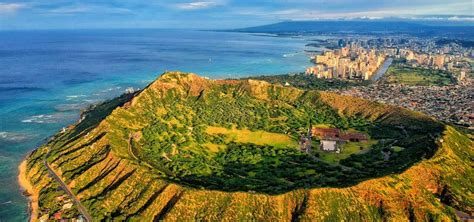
xmin=18 ymin=156 xmax=38 ymax=222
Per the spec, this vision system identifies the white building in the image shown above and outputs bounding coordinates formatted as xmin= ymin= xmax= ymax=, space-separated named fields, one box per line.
xmin=320 ymin=139 xmax=342 ymax=153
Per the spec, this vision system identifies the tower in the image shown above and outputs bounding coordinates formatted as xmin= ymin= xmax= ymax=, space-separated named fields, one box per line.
xmin=307 ymin=121 xmax=313 ymax=138
xmin=305 ymin=121 xmax=312 ymax=153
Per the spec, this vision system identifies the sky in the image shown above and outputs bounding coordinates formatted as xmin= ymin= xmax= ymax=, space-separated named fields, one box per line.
xmin=0 ymin=0 xmax=473 ymax=30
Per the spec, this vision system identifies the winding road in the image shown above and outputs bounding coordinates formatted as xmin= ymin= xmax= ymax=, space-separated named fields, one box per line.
xmin=44 ymin=147 xmax=93 ymax=221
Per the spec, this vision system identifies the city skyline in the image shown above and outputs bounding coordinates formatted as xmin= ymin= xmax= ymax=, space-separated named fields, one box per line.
xmin=0 ymin=0 xmax=473 ymax=30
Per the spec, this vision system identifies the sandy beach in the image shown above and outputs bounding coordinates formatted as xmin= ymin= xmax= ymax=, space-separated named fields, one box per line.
xmin=18 ymin=159 xmax=38 ymax=222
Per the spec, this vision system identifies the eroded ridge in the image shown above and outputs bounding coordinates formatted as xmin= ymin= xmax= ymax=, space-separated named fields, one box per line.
xmin=21 ymin=72 xmax=473 ymax=221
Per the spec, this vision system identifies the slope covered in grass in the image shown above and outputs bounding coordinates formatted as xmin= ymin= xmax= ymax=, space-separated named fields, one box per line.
xmin=21 ymin=72 xmax=472 ymax=221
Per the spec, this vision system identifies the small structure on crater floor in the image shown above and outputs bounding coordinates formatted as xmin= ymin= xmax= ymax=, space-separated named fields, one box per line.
xmin=312 ymin=127 xmax=368 ymax=153
xmin=299 ymin=123 xmax=313 ymax=153
xmin=320 ymin=138 xmax=343 ymax=153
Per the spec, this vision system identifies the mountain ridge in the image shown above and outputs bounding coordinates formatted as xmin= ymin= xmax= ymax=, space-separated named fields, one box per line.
xmin=229 ymin=21 xmax=474 ymax=39
xmin=20 ymin=72 xmax=473 ymax=221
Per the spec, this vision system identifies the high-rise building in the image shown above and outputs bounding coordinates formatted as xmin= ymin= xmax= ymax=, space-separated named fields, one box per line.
xmin=460 ymin=70 xmax=467 ymax=81
xmin=306 ymin=44 xmax=386 ymax=80
xmin=406 ymin=50 xmax=415 ymax=61
xmin=435 ymin=55 xmax=445 ymax=68
xmin=341 ymin=46 xmax=350 ymax=57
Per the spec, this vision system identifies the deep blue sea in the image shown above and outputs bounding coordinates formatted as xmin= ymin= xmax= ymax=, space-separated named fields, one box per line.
xmin=0 ymin=29 xmax=312 ymax=221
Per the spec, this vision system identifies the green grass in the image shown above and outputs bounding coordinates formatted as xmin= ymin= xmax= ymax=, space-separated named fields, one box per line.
xmin=392 ymin=146 xmax=404 ymax=152
xmin=26 ymin=72 xmax=472 ymax=221
xmin=205 ymin=126 xmax=298 ymax=149
xmin=385 ymin=65 xmax=453 ymax=86
xmin=244 ymin=73 xmax=368 ymax=91
xmin=314 ymin=140 xmax=378 ymax=163
xmin=109 ymin=73 xmax=445 ymax=193
xmin=203 ymin=143 xmax=226 ymax=152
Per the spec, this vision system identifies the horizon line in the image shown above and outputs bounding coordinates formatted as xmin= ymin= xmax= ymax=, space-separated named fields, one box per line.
xmin=1 ymin=19 xmax=473 ymax=31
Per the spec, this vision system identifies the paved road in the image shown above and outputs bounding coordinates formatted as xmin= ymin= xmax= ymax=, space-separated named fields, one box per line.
xmin=372 ymin=58 xmax=393 ymax=81
xmin=127 ymin=134 xmax=140 ymax=161
xmin=44 ymin=147 xmax=93 ymax=221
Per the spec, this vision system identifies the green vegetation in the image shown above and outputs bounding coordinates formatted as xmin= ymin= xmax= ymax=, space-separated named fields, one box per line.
xmin=246 ymin=73 xmax=368 ymax=90
xmin=314 ymin=140 xmax=378 ymax=163
xmin=392 ymin=146 xmax=404 ymax=152
xmin=24 ymin=148 xmax=80 ymax=220
xmin=22 ymin=72 xmax=473 ymax=221
xmin=126 ymin=73 xmax=444 ymax=193
xmin=134 ymin=82 xmax=376 ymax=193
xmin=205 ymin=126 xmax=298 ymax=148
xmin=47 ymin=92 xmax=137 ymax=160
xmin=384 ymin=64 xmax=454 ymax=86
xmin=173 ymin=142 xmax=352 ymax=194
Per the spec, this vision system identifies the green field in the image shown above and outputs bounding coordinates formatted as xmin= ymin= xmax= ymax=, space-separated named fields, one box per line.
xmin=314 ymin=140 xmax=378 ymax=163
xmin=205 ymin=126 xmax=298 ymax=149
xmin=247 ymin=73 xmax=368 ymax=90
xmin=385 ymin=65 xmax=454 ymax=86
xmin=131 ymin=73 xmax=445 ymax=193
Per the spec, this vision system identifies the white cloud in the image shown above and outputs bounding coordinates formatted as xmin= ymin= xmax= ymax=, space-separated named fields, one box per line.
xmin=0 ymin=3 xmax=28 ymax=14
xmin=48 ymin=5 xmax=90 ymax=14
xmin=47 ymin=4 xmax=132 ymax=15
xmin=447 ymin=16 xmax=474 ymax=22
xmin=175 ymin=1 xmax=223 ymax=10
xmin=232 ymin=1 xmax=473 ymax=21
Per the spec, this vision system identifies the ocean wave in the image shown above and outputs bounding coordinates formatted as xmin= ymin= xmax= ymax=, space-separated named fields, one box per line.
xmin=0 ymin=131 xmax=30 ymax=142
xmin=66 ymin=94 xmax=87 ymax=99
xmin=282 ymin=52 xmax=300 ymax=58
xmin=83 ymin=99 xmax=101 ymax=104
xmin=0 ymin=201 xmax=12 ymax=205
xmin=21 ymin=114 xmax=54 ymax=123
xmin=101 ymin=86 xmax=122 ymax=92
xmin=21 ymin=113 xmax=72 ymax=124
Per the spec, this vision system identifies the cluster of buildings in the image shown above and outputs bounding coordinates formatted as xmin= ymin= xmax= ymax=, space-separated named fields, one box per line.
xmin=300 ymin=126 xmax=368 ymax=154
xmin=302 ymin=36 xmax=473 ymax=130
xmin=333 ymin=80 xmax=474 ymax=129
xmin=305 ymin=37 xmax=473 ymax=82
xmin=306 ymin=44 xmax=387 ymax=80
xmin=400 ymin=49 xmax=446 ymax=68
xmin=38 ymin=195 xmax=85 ymax=222
xmin=396 ymin=49 xmax=470 ymax=81
xmin=313 ymin=128 xmax=368 ymax=153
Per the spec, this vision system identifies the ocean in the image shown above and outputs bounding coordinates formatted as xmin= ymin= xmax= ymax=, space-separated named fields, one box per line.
xmin=0 ymin=29 xmax=312 ymax=221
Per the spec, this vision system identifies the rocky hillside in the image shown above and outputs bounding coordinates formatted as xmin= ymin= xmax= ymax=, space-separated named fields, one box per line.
xmin=21 ymin=72 xmax=473 ymax=221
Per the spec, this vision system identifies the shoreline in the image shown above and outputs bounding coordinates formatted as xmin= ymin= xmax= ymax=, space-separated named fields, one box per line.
xmin=18 ymin=156 xmax=38 ymax=222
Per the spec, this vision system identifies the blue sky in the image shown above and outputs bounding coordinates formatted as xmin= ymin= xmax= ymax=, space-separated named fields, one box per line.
xmin=0 ymin=0 xmax=472 ymax=29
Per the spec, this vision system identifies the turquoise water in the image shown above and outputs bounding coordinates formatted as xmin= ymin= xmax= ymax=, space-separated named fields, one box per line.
xmin=0 ymin=29 xmax=312 ymax=221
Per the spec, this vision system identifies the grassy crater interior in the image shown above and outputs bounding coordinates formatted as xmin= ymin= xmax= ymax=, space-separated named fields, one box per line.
xmin=24 ymin=72 xmax=472 ymax=221
xmin=111 ymin=72 xmax=447 ymax=194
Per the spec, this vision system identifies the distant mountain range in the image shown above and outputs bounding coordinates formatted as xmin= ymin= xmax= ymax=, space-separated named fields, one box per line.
xmin=230 ymin=21 xmax=474 ymax=40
